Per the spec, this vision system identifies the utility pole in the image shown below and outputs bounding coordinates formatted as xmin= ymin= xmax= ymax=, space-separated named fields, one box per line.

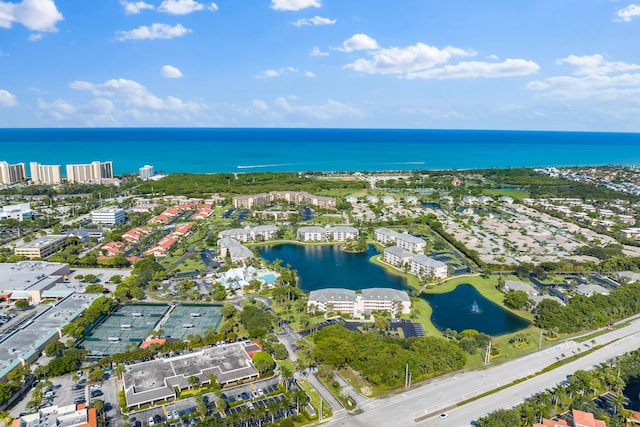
xmin=484 ymin=340 xmax=492 ymax=365
xmin=319 ymin=397 xmax=323 ymax=420
xmin=405 ymin=363 xmax=409 ymax=388
xmin=539 ymin=329 xmax=543 ymax=349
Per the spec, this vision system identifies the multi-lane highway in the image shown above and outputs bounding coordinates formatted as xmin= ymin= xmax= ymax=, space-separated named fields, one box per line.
xmin=327 ymin=316 xmax=640 ymax=427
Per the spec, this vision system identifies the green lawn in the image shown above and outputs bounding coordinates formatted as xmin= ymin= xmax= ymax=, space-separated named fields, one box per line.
xmin=481 ymin=189 xmax=530 ymax=200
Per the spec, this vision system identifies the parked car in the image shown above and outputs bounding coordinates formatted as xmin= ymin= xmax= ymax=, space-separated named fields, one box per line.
xmin=172 ymin=410 xmax=178 ymax=420
xmin=90 ymin=390 xmax=103 ymax=398
xmin=148 ymin=416 xmax=155 ymax=426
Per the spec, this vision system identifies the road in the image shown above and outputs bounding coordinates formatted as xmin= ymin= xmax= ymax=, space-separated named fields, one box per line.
xmin=326 ymin=316 xmax=640 ymax=427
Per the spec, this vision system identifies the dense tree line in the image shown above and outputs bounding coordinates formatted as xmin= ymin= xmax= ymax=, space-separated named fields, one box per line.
xmin=312 ymin=325 xmax=466 ymax=388
xmin=62 ymin=296 xmax=117 ymax=338
xmin=135 ymin=172 xmax=366 ymax=197
xmin=239 ymin=305 xmax=275 ymax=338
xmin=535 ymin=281 xmax=640 ymax=333
xmin=478 ymin=348 xmax=640 ymax=427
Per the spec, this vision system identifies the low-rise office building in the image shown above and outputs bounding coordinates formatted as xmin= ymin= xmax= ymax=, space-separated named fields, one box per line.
xmin=11 ymin=403 xmax=97 ymax=427
xmin=0 ymin=261 xmax=70 ymax=303
xmin=91 ymin=207 xmax=126 ymax=225
xmin=0 ymin=203 xmax=32 ymax=221
xmin=14 ymin=235 xmax=68 ymax=259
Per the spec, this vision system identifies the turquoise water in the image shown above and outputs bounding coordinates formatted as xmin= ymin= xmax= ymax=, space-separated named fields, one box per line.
xmin=1 ymin=128 xmax=640 ymax=175
xmin=422 ymin=284 xmax=530 ymax=335
xmin=256 ymin=243 xmax=410 ymax=292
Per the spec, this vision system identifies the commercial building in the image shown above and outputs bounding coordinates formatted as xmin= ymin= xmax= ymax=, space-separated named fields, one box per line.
xmin=0 ymin=203 xmax=33 ymax=221
xmin=29 ymin=162 xmax=62 ymax=185
xmin=0 ymin=161 xmax=27 ymax=185
xmin=0 ymin=261 xmax=70 ymax=303
xmin=14 ymin=235 xmax=68 ymax=259
xmin=138 ymin=164 xmax=155 ymax=180
xmin=91 ymin=207 xmax=126 ymax=225
xmin=232 ymin=191 xmax=336 ymax=209
xmin=307 ymin=288 xmax=411 ymax=317
xmin=65 ymin=161 xmax=113 ymax=183
xmin=297 ymin=225 xmax=359 ymax=241
xmin=11 ymin=403 xmax=97 ymax=427
xmin=122 ymin=341 xmax=260 ymax=408
xmin=374 ymin=228 xmax=426 ymax=253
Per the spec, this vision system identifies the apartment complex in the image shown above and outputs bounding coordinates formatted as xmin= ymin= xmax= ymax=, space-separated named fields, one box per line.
xmin=91 ymin=207 xmax=126 ymax=225
xmin=218 ymin=237 xmax=254 ymax=265
xmin=297 ymin=225 xmax=359 ymax=242
xmin=219 ymin=225 xmax=279 ymax=242
xmin=66 ymin=161 xmax=113 ymax=183
xmin=307 ymin=288 xmax=411 ymax=317
xmin=139 ymin=165 xmax=155 ymax=180
xmin=0 ymin=161 xmax=27 ymax=185
xmin=533 ymin=409 xmax=608 ymax=427
xmin=232 ymin=191 xmax=336 ymax=209
xmin=382 ymin=247 xmax=448 ymax=279
xmin=30 ymin=162 xmax=63 ymax=185
xmin=14 ymin=235 xmax=68 ymax=259
xmin=374 ymin=228 xmax=426 ymax=253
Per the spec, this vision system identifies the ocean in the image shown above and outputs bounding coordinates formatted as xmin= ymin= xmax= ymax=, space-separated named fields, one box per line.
xmin=1 ymin=128 xmax=639 ymax=175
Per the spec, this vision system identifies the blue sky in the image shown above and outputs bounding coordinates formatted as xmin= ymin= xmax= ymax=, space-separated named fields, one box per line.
xmin=1 ymin=0 xmax=640 ymax=130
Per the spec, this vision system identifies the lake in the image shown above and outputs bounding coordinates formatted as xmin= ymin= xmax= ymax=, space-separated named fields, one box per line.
xmin=422 ymin=284 xmax=530 ymax=335
xmin=256 ymin=244 xmax=410 ymax=292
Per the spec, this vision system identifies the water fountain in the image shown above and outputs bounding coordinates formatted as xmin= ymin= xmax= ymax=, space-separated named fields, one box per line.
xmin=471 ymin=300 xmax=481 ymax=314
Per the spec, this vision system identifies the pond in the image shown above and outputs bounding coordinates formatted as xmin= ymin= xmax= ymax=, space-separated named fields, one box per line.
xmin=624 ymin=377 xmax=640 ymax=411
xmin=422 ymin=284 xmax=530 ymax=336
xmin=257 ymin=244 xmax=410 ymax=292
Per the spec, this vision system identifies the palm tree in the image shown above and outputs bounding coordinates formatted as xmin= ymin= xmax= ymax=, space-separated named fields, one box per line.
xmin=267 ymin=400 xmax=279 ymax=423
xmin=280 ymin=365 xmax=293 ymax=392
xmin=292 ymin=389 xmax=310 ymax=414
xmin=254 ymin=405 xmax=267 ymax=427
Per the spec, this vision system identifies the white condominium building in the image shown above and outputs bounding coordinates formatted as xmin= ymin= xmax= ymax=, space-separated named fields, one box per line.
xmin=30 ymin=162 xmax=62 ymax=185
xmin=139 ymin=165 xmax=155 ymax=180
xmin=91 ymin=207 xmax=126 ymax=225
xmin=409 ymin=254 xmax=448 ymax=279
xmin=374 ymin=228 xmax=426 ymax=253
xmin=296 ymin=225 xmax=359 ymax=242
xmin=307 ymin=287 xmax=411 ymax=317
xmin=232 ymin=191 xmax=336 ymax=209
xmin=0 ymin=161 xmax=27 ymax=185
xmin=218 ymin=225 xmax=279 ymax=242
xmin=66 ymin=161 xmax=113 ymax=183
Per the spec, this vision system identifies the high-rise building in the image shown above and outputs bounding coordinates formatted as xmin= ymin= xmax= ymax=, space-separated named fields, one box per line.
xmin=66 ymin=161 xmax=114 ymax=183
xmin=30 ymin=162 xmax=63 ymax=185
xmin=139 ymin=165 xmax=155 ymax=180
xmin=0 ymin=161 xmax=27 ymax=185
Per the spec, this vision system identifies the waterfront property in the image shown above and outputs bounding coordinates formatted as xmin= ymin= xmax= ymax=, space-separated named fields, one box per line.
xmin=14 ymin=235 xmax=68 ymax=259
xmin=296 ymin=225 xmax=359 ymax=242
xmin=219 ymin=225 xmax=279 ymax=242
xmin=0 ymin=161 xmax=27 ymax=185
xmin=122 ymin=341 xmax=260 ymax=408
xmin=382 ymin=246 xmax=448 ymax=279
xmin=65 ymin=161 xmax=113 ymax=183
xmin=374 ymin=228 xmax=426 ymax=253
xmin=232 ymin=191 xmax=336 ymax=209
xmin=307 ymin=288 xmax=411 ymax=318
xmin=29 ymin=162 xmax=62 ymax=185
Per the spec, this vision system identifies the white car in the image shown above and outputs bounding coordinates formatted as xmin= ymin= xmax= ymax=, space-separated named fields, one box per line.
xmin=148 ymin=416 xmax=155 ymax=426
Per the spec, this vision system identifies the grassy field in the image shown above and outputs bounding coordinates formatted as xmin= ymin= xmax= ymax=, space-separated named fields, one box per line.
xmin=481 ymin=189 xmax=530 ymax=199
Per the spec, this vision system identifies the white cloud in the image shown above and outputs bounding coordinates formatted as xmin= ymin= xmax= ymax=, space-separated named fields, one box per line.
xmin=340 ymin=36 xmax=538 ymax=80
xmin=115 ymin=23 xmax=191 ymax=41
xmin=406 ymin=58 xmax=540 ymax=80
xmin=257 ymin=67 xmax=300 ymax=78
xmin=28 ymin=33 xmax=42 ymax=41
xmin=121 ymin=1 xmax=154 ymax=14
xmin=346 ymin=42 xmax=474 ymax=75
xmin=527 ymin=54 xmax=640 ymax=100
xmin=335 ymin=33 xmax=379 ymax=52
xmin=271 ymin=0 xmax=320 ymax=11
xmin=273 ymin=97 xmax=362 ymax=120
xmin=304 ymin=71 xmax=316 ymax=77
xmin=158 ymin=0 xmax=218 ymax=15
xmin=616 ymin=3 xmax=640 ymax=21
xmin=0 ymin=89 xmax=17 ymax=106
xmin=292 ymin=15 xmax=335 ymax=27
xmin=0 ymin=0 xmax=63 ymax=32
xmin=161 ymin=65 xmax=184 ymax=78
xmin=557 ymin=54 xmax=640 ymax=76
xmin=310 ymin=46 xmax=329 ymax=57
xmin=69 ymin=78 xmax=202 ymax=111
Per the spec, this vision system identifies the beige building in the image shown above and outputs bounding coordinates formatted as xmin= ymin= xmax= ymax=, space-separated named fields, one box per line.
xmin=14 ymin=235 xmax=68 ymax=259
xmin=307 ymin=288 xmax=411 ymax=318
xmin=30 ymin=162 xmax=63 ymax=185
xmin=66 ymin=161 xmax=113 ymax=183
xmin=233 ymin=191 xmax=336 ymax=209
xmin=0 ymin=161 xmax=27 ymax=185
